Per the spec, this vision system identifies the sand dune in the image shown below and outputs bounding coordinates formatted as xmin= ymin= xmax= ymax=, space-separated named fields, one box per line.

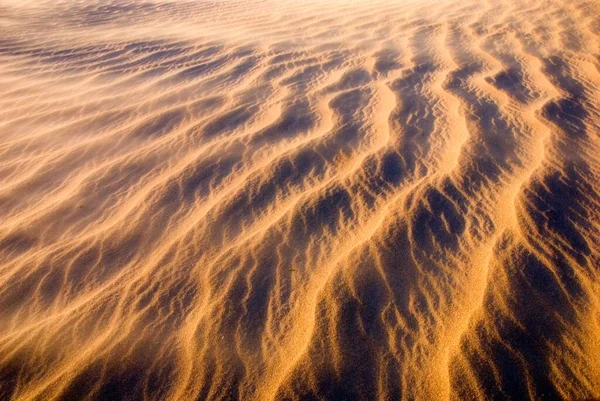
xmin=1 ymin=0 xmax=599 ymax=400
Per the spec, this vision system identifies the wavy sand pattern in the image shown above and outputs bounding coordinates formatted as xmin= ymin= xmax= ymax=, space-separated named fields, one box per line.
xmin=1 ymin=0 xmax=600 ymax=400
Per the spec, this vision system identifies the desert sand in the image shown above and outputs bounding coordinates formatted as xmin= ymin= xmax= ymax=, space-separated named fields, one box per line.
xmin=0 ymin=0 xmax=599 ymax=400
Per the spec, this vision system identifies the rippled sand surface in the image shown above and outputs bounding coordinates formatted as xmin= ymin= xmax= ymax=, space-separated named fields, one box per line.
xmin=1 ymin=0 xmax=600 ymax=400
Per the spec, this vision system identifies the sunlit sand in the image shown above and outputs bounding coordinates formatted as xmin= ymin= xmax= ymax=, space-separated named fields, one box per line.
xmin=1 ymin=0 xmax=599 ymax=400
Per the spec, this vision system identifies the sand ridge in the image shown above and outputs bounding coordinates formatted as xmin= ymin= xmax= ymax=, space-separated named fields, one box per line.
xmin=0 ymin=0 xmax=599 ymax=400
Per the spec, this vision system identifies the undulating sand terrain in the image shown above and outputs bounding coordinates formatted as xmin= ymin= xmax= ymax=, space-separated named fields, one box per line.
xmin=1 ymin=0 xmax=600 ymax=400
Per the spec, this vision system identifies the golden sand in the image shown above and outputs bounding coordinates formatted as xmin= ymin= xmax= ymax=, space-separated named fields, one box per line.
xmin=0 ymin=0 xmax=599 ymax=400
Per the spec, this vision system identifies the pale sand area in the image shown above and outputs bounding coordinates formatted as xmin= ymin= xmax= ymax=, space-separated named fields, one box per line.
xmin=0 ymin=0 xmax=599 ymax=400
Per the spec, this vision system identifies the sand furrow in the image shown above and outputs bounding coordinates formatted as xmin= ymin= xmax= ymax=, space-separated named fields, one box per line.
xmin=0 ymin=1 xmax=598 ymax=400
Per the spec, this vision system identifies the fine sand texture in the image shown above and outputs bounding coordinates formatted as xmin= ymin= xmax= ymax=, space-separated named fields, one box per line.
xmin=1 ymin=0 xmax=600 ymax=400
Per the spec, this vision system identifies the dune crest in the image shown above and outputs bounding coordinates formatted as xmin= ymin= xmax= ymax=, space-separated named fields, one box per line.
xmin=1 ymin=0 xmax=599 ymax=400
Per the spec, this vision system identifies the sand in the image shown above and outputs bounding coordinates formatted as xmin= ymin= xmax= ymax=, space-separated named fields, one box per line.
xmin=0 ymin=0 xmax=599 ymax=400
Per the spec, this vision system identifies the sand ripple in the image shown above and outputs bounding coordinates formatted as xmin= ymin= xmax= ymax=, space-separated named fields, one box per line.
xmin=1 ymin=0 xmax=599 ymax=400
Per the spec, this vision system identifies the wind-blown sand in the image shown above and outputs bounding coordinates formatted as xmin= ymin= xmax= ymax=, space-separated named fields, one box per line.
xmin=1 ymin=0 xmax=599 ymax=400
